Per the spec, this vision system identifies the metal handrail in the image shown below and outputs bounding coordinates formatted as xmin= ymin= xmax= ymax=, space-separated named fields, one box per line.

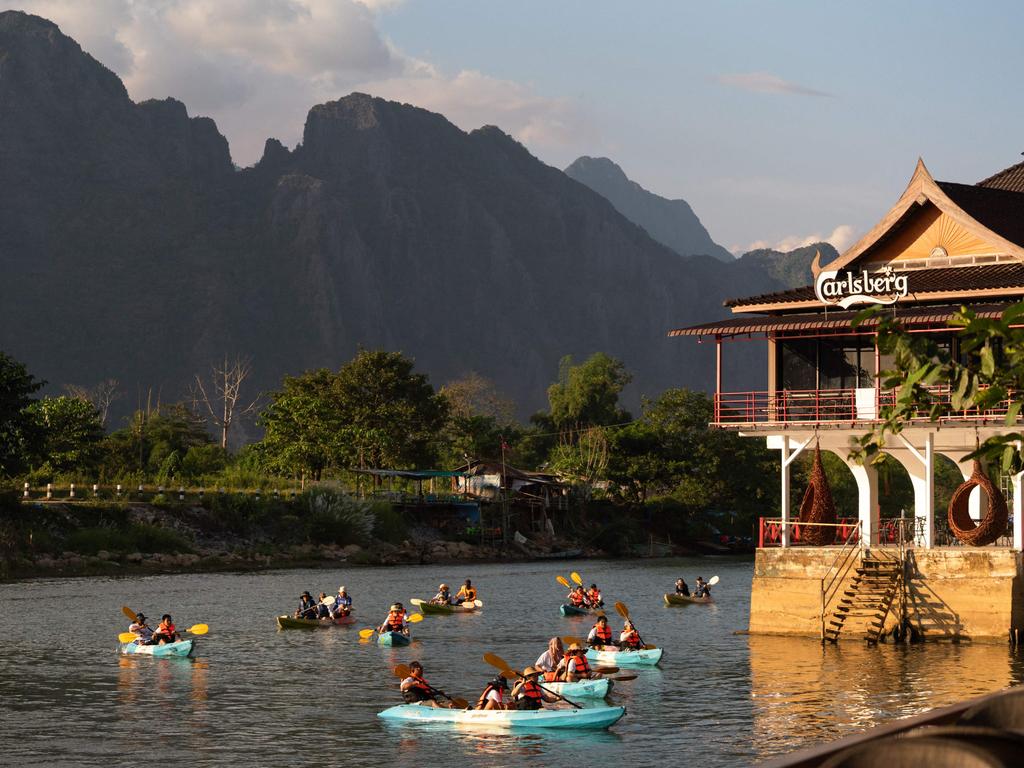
xmin=819 ymin=520 xmax=863 ymax=641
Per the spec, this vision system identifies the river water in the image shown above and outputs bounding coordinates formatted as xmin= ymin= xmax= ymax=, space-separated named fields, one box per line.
xmin=2 ymin=557 xmax=1023 ymax=767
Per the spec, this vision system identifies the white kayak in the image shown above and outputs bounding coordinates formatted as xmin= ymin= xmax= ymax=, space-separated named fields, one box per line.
xmin=119 ymin=639 xmax=194 ymax=658
xmin=586 ymin=647 xmax=662 ymax=667
xmin=542 ymin=678 xmax=611 ymax=699
xmin=378 ymin=701 xmax=625 ymax=729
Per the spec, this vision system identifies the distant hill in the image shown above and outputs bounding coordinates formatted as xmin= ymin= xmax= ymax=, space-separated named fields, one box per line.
xmin=0 ymin=11 xmax=801 ymax=430
xmin=738 ymin=243 xmax=839 ymax=289
xmin=565 ymin=156 xmax=735 ymax=263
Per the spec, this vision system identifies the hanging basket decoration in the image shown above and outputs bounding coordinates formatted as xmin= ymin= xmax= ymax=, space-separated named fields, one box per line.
xmin=798 ymin=444 xmax=837 ymax=546
xmin=948 ymin=459 xmax=1008 ymax=546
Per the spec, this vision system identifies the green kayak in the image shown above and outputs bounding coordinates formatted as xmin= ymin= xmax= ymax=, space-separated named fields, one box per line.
xmin=419 ymin=602 xmax=478 ymax=615
xmin=277 ymin=614 xmax=356 ymax=629
xmin=664 ymin=593 xmax=714 ymax=606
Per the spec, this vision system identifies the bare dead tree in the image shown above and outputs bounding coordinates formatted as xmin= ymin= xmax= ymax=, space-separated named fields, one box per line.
xmin=191 ymin=355 xmax=261 ymax=449
xmin=65 ymin=379 xmax=120 ymax=426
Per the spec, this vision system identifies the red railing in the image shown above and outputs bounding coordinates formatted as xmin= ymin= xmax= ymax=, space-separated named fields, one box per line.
xmin=759 ymin=517 xmax=910 ymax=547
xmin=716 ymin=386 xmax=1013 ymax=426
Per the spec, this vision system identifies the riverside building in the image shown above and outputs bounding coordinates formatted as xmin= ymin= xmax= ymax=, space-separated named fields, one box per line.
xmin=672 ymin=159 xmax=1024 ymax=643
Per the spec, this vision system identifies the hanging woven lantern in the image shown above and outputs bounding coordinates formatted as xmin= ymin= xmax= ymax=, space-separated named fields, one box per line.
xmin=948 ymin=459 xmax=1008 ymax=546
xmin=798 ymin=444 xmax=837 ymax=545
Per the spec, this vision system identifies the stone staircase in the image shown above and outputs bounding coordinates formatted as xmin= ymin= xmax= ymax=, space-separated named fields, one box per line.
xmin=824 ymin=555 xmax=902 ymax=644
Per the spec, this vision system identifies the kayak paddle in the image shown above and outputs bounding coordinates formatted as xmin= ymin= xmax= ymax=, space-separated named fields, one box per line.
xmin=117 ymin=623 xmax=207 ymax=644
xmin=556 ymin=575 xmax=571 ymax=589
xmin=614 ymin=601 xmax=655 ymax=650
xmin=410 ymin=598 xmax=425 ymax=607
xmin=570 ymin=572 xmax=583 ymax=586
xmin=359 ymin=613 xmax=424 ymax=639
xmin=473 ymin=599 xmax=483 ymax=608
xmin=392 ymin=664 xmax=468 ymax=708
xmin=121 ymin=605 xmax=139 ymax=620
xmin=482 ymin=652 xmax=582 ymax=709
xmin=612 ymin=674 xmax=637 ymax=682
xmin=709 ymin=575 xmax=720 ymax=586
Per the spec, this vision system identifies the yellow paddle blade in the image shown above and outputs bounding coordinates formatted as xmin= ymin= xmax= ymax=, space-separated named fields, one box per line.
xmin=408 ymin=613 xmax=424 ymax=623
xmin=642 ymin=644 xmax=658 ymax=650
xmin=359 ymin=628 xmax=376 ymax=639
xmin=483 ymin=652 xmax=512 ymax=673
xmin=118 ymin=632 xmax=137 ymax=643
xmin=570 ymin=572 xmax=583 ymax=585
xmin=614 ymin=601 xmax=630 ymax=619
xmin=121 ymin=605 xmax=137 ymax=620
xmin=561 ymin=635 xmax=585 ymax=647
xmin=556 ymin=576 xmax=571 ymax=588
xmin=185 ymin=624 xmax=209 ymax=635
xmin=393 ymin=664 xmax=411 ymax=678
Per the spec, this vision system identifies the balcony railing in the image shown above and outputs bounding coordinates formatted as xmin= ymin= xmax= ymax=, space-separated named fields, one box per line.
xmin=716 ymin=386 xmax=1013 ymax=426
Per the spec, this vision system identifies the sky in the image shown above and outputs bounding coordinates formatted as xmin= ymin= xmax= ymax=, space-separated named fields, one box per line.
xmin=16 ymin=0 xmax=1024 ymax=255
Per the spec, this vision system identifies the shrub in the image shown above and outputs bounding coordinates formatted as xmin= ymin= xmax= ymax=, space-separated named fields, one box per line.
xmin=371 ymin=501 xmax=407 ymax=545
xmin=305 ymin=488 xmax=375 ymax=546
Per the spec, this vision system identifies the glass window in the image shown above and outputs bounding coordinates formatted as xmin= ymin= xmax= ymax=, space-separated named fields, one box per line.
xmin=779 ymin=339 xmax=817 ymax=390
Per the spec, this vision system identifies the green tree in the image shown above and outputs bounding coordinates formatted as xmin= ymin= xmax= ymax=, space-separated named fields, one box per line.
xmin=547 ymin=353 xmax=632 ymax=431
xmin=27 ymin=396 xmax=105 ymax=474
xmin=0 ymin=351 xmax=44 ymax=476
xmin=439 ymin=373 xmax=518 ymax=466
xmin=97 ymin=404 xmax=212 ymax=481
xmin=257 ymin=369 xmax=342 ymax=481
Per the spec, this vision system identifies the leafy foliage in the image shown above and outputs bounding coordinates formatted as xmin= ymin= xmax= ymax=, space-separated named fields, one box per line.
xmin=0 ymin=351 xmax=44 ymax=477
xmin=547 ymin=353 xmax=632 ymax=430
xmin=26 ymin=396 xmax=105 ymax=475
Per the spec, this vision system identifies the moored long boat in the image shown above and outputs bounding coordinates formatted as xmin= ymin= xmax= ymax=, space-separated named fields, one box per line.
xmin=419 ymin=602 xmax=478 ymax=616
xmin=378 ymin=702 xmax=625 ymax=729
xmin=277 ymin=614 xmax=356 ymax=629
xmin=586 ymin=647 xmax=662 ymax=667
xmin=663 ymin=593 xmax=714 ymax=606
xmin=378 ymin=631 xmax=411 ymax=647
xmin=542 ymin=677 xmax=611 ymax=699
xmin=119 ymin=639 xmax=194 ymax=658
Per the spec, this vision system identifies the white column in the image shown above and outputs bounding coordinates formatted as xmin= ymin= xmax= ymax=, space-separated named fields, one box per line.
xmin=780 ymin=437 xmax=790 ymax=547
xmin=1013 ymin=471 xmax=1023 ymax=551
xmin=957 ymin=460 xmax=988 ymax=523
xmin=895 ymin=433 xmax=934 ymax=548
xmin=846 ymin=460 xmax=879 ymax=546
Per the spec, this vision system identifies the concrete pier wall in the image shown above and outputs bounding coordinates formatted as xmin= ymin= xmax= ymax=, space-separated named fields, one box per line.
xmin=750 ymin=547 xmax=1024 ymax=642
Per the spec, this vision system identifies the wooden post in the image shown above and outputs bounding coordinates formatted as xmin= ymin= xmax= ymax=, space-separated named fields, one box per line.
xmin=23 ymin=482 xmax=29 ymax=499
xmin=69 ymin=483 xmax=75 ymax=499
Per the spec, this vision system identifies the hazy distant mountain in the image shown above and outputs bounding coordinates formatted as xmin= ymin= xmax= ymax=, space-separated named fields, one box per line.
xmin=0 ymin=11 xmax=797 ymax=428
xmin=565 ymin=156 xmax=734 ymax=263
xmin=739 ymin=243 xmax=839 ymax=289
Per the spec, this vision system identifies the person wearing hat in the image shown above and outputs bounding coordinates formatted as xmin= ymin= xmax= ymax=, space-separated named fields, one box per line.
xmin=378 ymin=602 xmax=408 ymax=634
xmin=475 ymin=674 xmax=509 ymax=710
xmin=563 ymin=644 xmax=593 ymax=682
xmin=430 ymin=583 xmax=452 ymax=605
xmin=294 ymin=591 xmax=318 ymax=620
xmin=333 ymin=586 xmax=352 ymax=617
xmin=128 ymin=613 xmax=154 ymax=644
xmin=510 ymin=667 xmax=558 ymax=710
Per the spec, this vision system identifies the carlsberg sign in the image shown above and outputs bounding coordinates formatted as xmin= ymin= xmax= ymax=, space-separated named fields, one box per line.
xmin=814 ymin=265 xmax=909 ymax=309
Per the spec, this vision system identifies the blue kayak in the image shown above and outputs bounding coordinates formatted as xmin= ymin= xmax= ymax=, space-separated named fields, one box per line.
xmin=586 ymin=647 xmax=662 ymax=666
xmin=559 ymin=604 xmax=597 ymax=617
xmin=119 ymin=639 xmax=194 ymax=658
xmin=378 ymin=702 xmax=625 ymax=729
xmin=378 ymin=631 xmax=411 ymax=647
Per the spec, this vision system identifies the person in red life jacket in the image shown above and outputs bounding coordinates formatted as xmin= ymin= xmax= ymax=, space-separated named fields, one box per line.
xmin=587 ymin=584 xmax=603 ymax=608
xmin=510 ymin=667 xmax=558 ymax=710
xmin=619 ymin=618 xmax=642 ymax=650
xmin=475 ymin=675 xmax=509 ymax=710
xmin=534 ymin=637 xmax=564 ymax=682
xmin=400 ymin=661 xmax=450 ymax=707
xmin=151 ymin=614 xmax=179 ymax=645
xmin=568 ymin=586 xmax=587 ymax=608
xmin=564 ymin=643 xmax=593 ymax=682
xmin=378 ymin=603 xmax=408 ymax=634
xmin=587 ymin=615 xmax=614 ymax=649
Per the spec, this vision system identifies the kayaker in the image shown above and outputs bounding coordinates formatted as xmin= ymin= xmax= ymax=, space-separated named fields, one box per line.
xmin=455 ymin=579 xmax=477 ymax=605
xmin=151 ymin=614 xmax=179 ymax=645
xmin=475 ymin=675 xmax=509 ymax=710
xmin=675 ymin=578 xmax=691 ymax=597
xmin=128 ymin=613 xmax=154 ymax=644
xmin=587 ymin=615 xmax=614 ymax=649
xmin=695 ymin=576 xmax=712 ymax=599
xmin=619 ymin=619 xmax=642 ymax=650
xmin=430 ymin=583 xmax=452 ymax=605
xmin=564 ymin=643 xmax=593 ymax=682
xmin=295 ymin=591 xmax=318 ymax=620
xmin=534 ymin=637 xmax=564 ymax=682
xmin=317 ymin=592 xmax=332 ymax=619
xmin=334 ymin=586 xmax=352 ymax=616
xmin=587 ymin=584 xmax=604 ymax=608
xmin=568 ymin=586 xmax=587 ymax=608
xmin=510 ymin=667 xmax=558 ymax=710
xmin=400 ymin=661 xmax=449 ymax=708
xmin=378 ymin=603 xmax=408 ymax=634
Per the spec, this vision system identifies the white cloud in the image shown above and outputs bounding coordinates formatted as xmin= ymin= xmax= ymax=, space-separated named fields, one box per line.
xmin=734 ymin=224 xmax=855 ymax=256
xmin=18 ymin=0 xmax=588 ymax=166
xmin=716 ymin=71 xmax=832 ymax=98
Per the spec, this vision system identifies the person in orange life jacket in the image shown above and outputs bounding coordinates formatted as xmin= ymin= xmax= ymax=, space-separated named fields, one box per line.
xmin=378 ymin=603 xmax=408 ymax=634
xmin=294 ymin=591 xmax=318 ymax=620
xmin=128 ymin=613 xmax=154 ymax=645
xmin=510 ymin=667 xmax=558 ymax=710
xmin=619 ymin=619 xmax=642 ymax=650
xmin=564 ymin=643 xmax=593 ymax=682
xmin=534 ymin=637 xmax=564 ymax=682
xmin=430 ymin=584 xmax=452 ymax=605
xmin=151 ymin=614 xmax=179 ymax=645
xmin=587 ymin=615 xmax=614 ymax=649
xmin=475 ymin=675 xmax=509 ymax=710
xmin=587 ymin=584 xmax=603 ymax=608
xmin=568 ymin=586 xmax=587 ymax=607
xmin=400 ymin=661 xmax=451 ymax=707
xmin=455 ymin=579 xmax=476 ymax=605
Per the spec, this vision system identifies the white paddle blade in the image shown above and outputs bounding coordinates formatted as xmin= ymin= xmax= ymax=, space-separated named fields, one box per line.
xmin=410 ymin=598 xmax=424 ymax=606
xmin=321 ymin=597 xmax=336 ymax=606
xmin=708 ymin=576 xmax=720 ymax=586
xmin=473 ymin=599 xmax=483 ymax=608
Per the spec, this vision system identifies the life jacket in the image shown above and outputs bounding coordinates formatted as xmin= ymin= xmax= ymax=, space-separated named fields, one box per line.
xmin=459 ymin=586 xmax=477 ymax=601
xmin=588 ymin=589 xmax=601 ymax=604
xmin=477 ymin=683 xmax=503 ymax=708
xmin=385 ymin=609 xmax=405 ymax=630
xmin=569 ymin=654 xmax=591 ymax=677
xmin=621 ymin=629 xmax=641 ymax=648
xmin=592 ymin=623 xmax=612 ymax=643
xmin=157 ymin=622 xmax=175 ymax=637
xmin=569 ymin=591 xmax=585 ymax=607
xmin=402 ymin=674 xmax=433 ymax=702
xmin=516 ymin=680 xmax=544 ymax=708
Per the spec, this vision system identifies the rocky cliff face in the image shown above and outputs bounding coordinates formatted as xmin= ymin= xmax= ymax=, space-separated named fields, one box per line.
xmin=565 ymin=156 xmax=735 ymax=263
xmin=0 ymin=11 xmax=795 ymax=427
